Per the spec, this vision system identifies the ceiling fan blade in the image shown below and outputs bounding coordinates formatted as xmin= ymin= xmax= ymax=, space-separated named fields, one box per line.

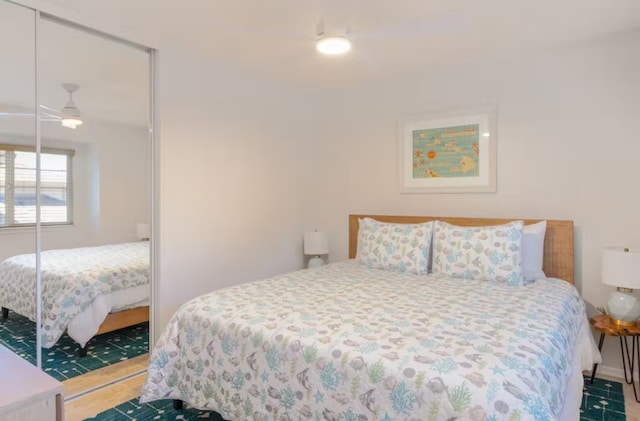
xmin=0 ymin=112 xmax=60 ymax=119
xmin=39 ymin=104 xmax=59 ymax=113
xmin=40 ymin=111 xmax=61 ymax=119
xmin=0 ymin=112 xmax=35 ymax=117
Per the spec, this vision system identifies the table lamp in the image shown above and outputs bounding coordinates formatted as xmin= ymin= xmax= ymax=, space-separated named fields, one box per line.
xmin=304 ymin=230 xmax=329 ymax=269
xmin=136 ymin=222 xmax=150 ymax=241
xmin=602 ymin=247 xmax=640 ymax=326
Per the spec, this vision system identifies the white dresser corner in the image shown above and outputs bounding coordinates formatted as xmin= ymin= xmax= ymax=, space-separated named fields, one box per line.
xmin=0 ymin=345 xmax=64 ymax=421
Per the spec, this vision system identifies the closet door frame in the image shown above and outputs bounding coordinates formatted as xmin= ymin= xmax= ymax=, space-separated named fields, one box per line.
xmin=30 ymin=8 xmax=158 ymax=371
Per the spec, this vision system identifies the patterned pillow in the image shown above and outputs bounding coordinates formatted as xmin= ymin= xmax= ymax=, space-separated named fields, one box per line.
xmin=357 ymin=218 xmax=434 ymax=275
xmin=432 ymin=220 xmax=525 ymax=285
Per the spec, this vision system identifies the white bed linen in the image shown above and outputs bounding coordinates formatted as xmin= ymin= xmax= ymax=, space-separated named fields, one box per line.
xmin=142 ymin=261 xmax=600 ymax=421
xmin=558 ymin=309 xmax=602 ymax=420
xmin=66 ymin=284 xmax=150 ymax=347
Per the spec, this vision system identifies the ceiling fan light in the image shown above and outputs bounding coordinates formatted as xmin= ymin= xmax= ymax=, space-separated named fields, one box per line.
xmin=316 ymin=36 xmax=351 ymax=55
xmin=61 ymin=117 xmax=82 ymax=129
xmin=61 ymin=102 xmax=82 ymax=129
xmin=59 ymin=83 xmax=83 ymax=129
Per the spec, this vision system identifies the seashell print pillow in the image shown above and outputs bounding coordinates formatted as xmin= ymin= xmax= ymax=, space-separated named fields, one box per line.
xmin=357 ymin=218 xmax=434 ymax=275
xmin=432 ymin=220 xmax=525 ymax=285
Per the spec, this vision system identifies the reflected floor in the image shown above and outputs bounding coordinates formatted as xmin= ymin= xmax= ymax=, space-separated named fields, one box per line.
xmin=0 ymin=311 xmax=148 ymax=381
xmin=64 ymin=355 xmax=149 ymax=421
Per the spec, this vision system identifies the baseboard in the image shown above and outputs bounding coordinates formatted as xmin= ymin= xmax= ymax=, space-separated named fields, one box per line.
xmin=585 ymin=365 xmax=637 ymax=382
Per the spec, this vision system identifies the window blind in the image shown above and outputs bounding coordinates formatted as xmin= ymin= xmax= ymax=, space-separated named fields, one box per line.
xmin=0 ymin=144 xmax=74 ymax=227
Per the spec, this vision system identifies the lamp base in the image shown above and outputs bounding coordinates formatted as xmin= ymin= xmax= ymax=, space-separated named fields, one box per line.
xmin=609 ymin=316 xmax=638 ymax=327
xmin=607 ymin=287 xmax=640 ymax=327
xmin=308 ymin=256 xmax=325 ymax=269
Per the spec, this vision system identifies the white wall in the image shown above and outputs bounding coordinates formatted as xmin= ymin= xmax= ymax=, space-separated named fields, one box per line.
xmin=301 ymin=30 xmax=640 ymax=377
xmin=81 ymin=122 xmax=150 ymax=246
xmin=156 ymin=49 xmax=317 ymax=329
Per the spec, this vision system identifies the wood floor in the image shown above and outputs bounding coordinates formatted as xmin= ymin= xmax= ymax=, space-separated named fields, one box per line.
xmin=64 ymin=364 xmax=640 ymax=421
xmin=64 ymin=355 xmax=148 ymax=421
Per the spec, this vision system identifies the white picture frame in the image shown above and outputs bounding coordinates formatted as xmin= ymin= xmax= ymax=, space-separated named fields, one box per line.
xmin=398 ymin=106 xmax=496 ymax=194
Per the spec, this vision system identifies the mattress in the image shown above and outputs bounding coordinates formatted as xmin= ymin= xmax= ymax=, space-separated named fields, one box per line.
xmin=141 ymin=260 xmax=599 ymax=420
xmin=0 ymin=241 xmax=150 ymax=348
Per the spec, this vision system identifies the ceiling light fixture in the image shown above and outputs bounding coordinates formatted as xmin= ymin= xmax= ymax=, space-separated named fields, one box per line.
xmin=60 ymin=83 xmax=83 ymax=129
xmin=316 ymin=36 xmax=351 ymax=55
xmin=315 ymin=19 xmax=351 ymax=55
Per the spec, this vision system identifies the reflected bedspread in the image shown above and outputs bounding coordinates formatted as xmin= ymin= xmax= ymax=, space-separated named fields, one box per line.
xmin=0 ymin=241 xmax=149 ymax=347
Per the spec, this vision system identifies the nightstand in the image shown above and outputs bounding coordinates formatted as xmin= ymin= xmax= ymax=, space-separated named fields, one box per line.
xmin=589 ymin=314 xmax=640 ymax=402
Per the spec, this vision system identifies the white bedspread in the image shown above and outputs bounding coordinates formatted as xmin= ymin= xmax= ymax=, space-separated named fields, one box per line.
xmin=0 ymin=241 xmax=150 ymax=348
xmin=141 ymin=261 xmax=599 ymax=421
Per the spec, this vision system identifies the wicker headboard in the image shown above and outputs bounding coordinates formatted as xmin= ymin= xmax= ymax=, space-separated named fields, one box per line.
xmin=348 ymin=215 xmax=574 ymax=284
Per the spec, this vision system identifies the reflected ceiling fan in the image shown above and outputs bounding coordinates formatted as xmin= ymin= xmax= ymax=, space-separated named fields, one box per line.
xmin=0 ymin=83 xmax=84 ymax=129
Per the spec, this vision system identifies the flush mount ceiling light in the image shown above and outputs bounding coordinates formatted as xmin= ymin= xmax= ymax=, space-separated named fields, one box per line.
xmin=315 ymin=19 xmax=351 ymax=55
xmin=316 ymin=36 xmax=351 ymax=55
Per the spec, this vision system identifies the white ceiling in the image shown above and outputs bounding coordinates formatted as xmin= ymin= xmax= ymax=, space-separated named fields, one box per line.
xmin=37 ymin=18 xmax=150 ymax=129
xmin=32 ymin=0 xmax=640 ymax=81
xmin=0 ymin=1 xmax=149 ymax=132
xmin=4 ymin=0 xmax=640 ymax=128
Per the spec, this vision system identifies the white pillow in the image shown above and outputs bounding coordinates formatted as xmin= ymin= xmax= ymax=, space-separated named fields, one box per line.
xmin=522 ymin=221 xmax=546 ymax=282
xmin=432 ymin=220 xmax=525 ymax=285
xmin=357 ymin=218 xmax=433 ymax=275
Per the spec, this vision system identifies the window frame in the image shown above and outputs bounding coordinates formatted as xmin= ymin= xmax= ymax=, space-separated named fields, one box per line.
xmin=0 ymin=144 xmax=75 ymax=228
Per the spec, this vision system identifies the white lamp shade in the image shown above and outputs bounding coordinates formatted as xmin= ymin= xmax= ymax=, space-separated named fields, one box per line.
xmin=303 ymin=231 xmax=329 ymax=255
xmin=136 ymin=222 xmax=150 ymax=240
xmin=602 ymin=247 xmax=640 ymax=289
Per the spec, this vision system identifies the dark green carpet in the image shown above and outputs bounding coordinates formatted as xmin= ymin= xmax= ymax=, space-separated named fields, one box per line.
xmin=84 ymin=400 xmax=227 ymax=421
xmin=0 ymin=310 xmax=148 ymax=382
xmin=581 ymin=376 xmax=626 ymax=420
xmin=85 ymin=377 xmax=625 ymax=421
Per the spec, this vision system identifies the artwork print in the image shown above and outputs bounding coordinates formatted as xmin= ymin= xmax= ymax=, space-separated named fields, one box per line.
xmin=412 ymin=124 xmax=479 ymax=179
xmin=399 ymin=107 xmax=496 ymax=193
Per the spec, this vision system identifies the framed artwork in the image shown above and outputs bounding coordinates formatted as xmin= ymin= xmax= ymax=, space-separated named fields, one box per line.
xmin=398 ymin=106 xmax=496 ymax=193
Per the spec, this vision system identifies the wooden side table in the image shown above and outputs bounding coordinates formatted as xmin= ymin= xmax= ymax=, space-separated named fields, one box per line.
xmin=590 ymin=314 xmax=640 ymax=402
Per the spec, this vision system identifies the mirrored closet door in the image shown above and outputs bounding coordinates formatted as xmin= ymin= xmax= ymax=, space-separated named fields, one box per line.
xmin=0 ymin=0 xmax=38 ymax=367
xmin=0 ymin=0 xmax=154 ymax=395
xmin=37 ymin=15 xmax=152 ymax=383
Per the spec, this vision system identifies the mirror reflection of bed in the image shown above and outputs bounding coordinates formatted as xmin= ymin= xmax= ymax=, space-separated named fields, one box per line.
xmin=0 ymin=240 xmax=150 ymax=360
xmin=0 ymin=6 xmax=152 ymax=397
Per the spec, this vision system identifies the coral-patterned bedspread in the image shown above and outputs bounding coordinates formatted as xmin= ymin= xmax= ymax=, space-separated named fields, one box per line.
xmin=141 ymin=260 xmax=591 ymax=421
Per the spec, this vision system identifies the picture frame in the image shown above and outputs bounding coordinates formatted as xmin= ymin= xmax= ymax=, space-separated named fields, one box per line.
xmin=398 ymin=106 xmax=496 ymax=193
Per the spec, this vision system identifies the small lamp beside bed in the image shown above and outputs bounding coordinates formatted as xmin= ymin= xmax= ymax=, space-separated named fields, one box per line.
xmin=602 ymin=246 xmax=640 ymax=326
xmin=303 ymin=230 xmax=328 ymax=269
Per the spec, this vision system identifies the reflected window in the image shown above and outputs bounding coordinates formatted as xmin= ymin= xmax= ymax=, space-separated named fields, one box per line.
xmin=0 ymin=144 xmax=74 ymax=226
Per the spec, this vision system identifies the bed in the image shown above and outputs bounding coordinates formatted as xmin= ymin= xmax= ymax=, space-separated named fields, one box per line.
xmin=140 ymin=215 xmax=600 ymax=421
xmin=0 ymin=241 xmax=150 ymax=354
